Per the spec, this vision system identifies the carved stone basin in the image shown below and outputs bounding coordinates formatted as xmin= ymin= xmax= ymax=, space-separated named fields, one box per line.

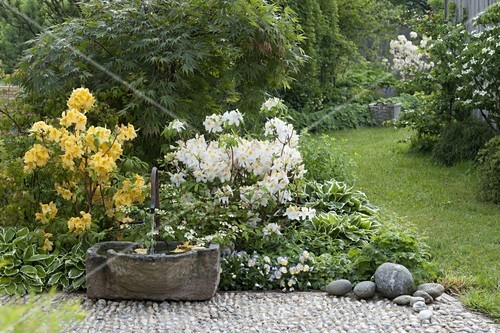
xmin=86 ymin=241 xmax=220 ymax=301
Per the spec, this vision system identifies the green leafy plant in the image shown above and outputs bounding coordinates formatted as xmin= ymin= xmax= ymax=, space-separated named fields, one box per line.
xmin=300 ymin=180 xmax=379 ymax=216
xmin=431 ymin=119 xmax=494 ymax=166
xmin=306 ymin=211 xmax=381 ymax=246
xmin=0 ymin=291 xmax=85 ymax=333
xmin=0 ymin=227 xmax=87 ymax=295
xmin=348 ymin=228 xmax=442 ymax=283
xmin=16 ymin=0 xmax=305 ymax=160
xmin=477 ymin=136 xmax=500 ymax=204
xmin=299 ymin=133 xmax=355 ymax=184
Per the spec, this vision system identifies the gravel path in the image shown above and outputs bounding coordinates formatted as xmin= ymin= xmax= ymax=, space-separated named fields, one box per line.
xmin=2 ymin=291 xmax=498 ymax=332
xmin=66 ymin=291 xmax=496 ymax=333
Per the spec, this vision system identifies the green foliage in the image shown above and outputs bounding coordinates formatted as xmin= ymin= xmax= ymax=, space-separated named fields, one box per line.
xmin=300 ymin=180 xmax=379 ymax=216
xmin=477 ymin=136 xmax=500 ymax=204
xmin=290 ymin=103 xmax=375 ymax=132
xmin=378 ymin=93 xmax=422 ymax=112
xmin=299 ymin=133 xmax=355 ymax=184
xmin=0 ymin=0 xmax=80 ymax=73
xmin=16 ymin=0 xmax=305 ymax=160
xmin=0 ymin=291 xmax=85 ymax=333
xmin=431 ymin=119 xmax=495 ymax=166
xmin=0 ymin=227 xmax=87 ymax=295
xmin=307 ymin=212 xmax=381 ymax=246
xmin=348 ymin=227 xmax=442 ymax=283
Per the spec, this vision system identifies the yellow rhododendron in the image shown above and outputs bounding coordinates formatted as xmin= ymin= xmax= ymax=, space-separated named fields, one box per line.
xmin=23 ymin=87 xmax=147 ymax=233
xmin=88 ymin=152 xmax=116 ymax=182
xmin=67 ymin=87 xmax=95 ymax=112
xmin=60 ymin=108 xmax=87 ymax=131
xmin=35 ymin=202 xmax=58 ymax=224
xmin=67 ymin=211 xmax=92 ymax=234
xmin=113 ymin=174 xmax=147 ymax=208
xmin=23 ymin=144 xmax=50 ymax=173
xmin=85 ymin=126 xmax=112 ymax=152
xmin=29 ymin=121 xmax=52 ymax=138
xmin=40 ymin=230 xmax=54 ymax=251
xmin=54 ymin=183 xmax=75 ymax=202
xmin=116 ymin=124 xmax=137 ymax=142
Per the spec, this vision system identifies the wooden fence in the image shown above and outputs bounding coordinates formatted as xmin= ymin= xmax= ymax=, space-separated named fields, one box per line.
xmin=451 ymin=0 xmax=498 ymax=31
xmin=0 ymin=85 xmax=19 ymax=99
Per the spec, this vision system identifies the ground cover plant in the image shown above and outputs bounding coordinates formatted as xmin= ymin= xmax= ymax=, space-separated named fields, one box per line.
xmin=331 ymin=127 xmax=500 ymax=319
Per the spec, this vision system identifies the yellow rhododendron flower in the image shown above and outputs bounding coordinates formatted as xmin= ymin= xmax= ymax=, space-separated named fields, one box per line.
xmin=60 ymin=134 xmax=84 ymax=159
xmin=60 ymin=108 xmax=87 ymax=131
xmin=113 ymin=174 xmax=146 ymax=208
xmin=46 ymin=126 xmax=62 ymax=143
xmin=54 ymin=183 xmax=75 ymax=202
xmin=85 ymin=126 xmax=112 ymax=152
xmin=67 ymin=211 xmax=92 ymax=234
xmin=35 ymin=201 xmax=58 ymax=224
xmin=116 ymin=124 xmax=137 ymax=142
xmin=39 ymin=230 xmax=54 ymax=252
xmin=88 ymin=152 xmax=116 ymax=182
xmin=67 ymin=87 xmax=95 ymax=112
xmin=29 ymin=121 xmax=52 ymax=138
xmin=23 ymin=144 xmax=50 ymax=173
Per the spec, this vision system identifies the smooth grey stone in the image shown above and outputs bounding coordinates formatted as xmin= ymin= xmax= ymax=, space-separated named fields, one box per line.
xmin=412 ymin=300 xmax=427 ymax=312
xmin=419 ymin=309 xmax=434 ymax=322
xmin=413 ymin=290 xmax=433 ymax=304
xmin=374 ymin=263 xmax=415 ymax=298
xmin=417 ymin=283 xmax=445 ymax=299
xmin=325 ymin=279 xmax=352 ymax=296
xmin=353 ymin=281 xmax=376 ymax=299
xmin=410 ymin=296 xmax=426 ymax=306
xmin=393 ymin=295 xmax=412 ymax=305
xmin=86 ymin=241 xmax=220 ymax=301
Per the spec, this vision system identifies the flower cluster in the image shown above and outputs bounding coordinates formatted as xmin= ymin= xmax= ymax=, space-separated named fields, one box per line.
xmin=166 ymin=99 xmax=311 ymax=225
xmin=389 ymin=33 xmax=433 ymax=79
xmin=220 ymin=250 xmax=315 ymax=292
xmin=23 ymin=88 xmax=146 ymax=238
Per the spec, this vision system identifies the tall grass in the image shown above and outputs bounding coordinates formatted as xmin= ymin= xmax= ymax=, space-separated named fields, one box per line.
xmin=329 ymin=127 xmax=499 ymax=319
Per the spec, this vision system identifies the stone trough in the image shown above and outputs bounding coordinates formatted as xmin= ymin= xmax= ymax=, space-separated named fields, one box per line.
xmin=86 ymin=241 xmax=220 ymax=301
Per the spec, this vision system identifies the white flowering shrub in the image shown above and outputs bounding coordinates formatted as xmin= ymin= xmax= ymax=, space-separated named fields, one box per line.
xmin=389 ymin=33 xmax=433 ymax=79
xmin=159 ymin=98 xmax=315 ymax=247
xmin=455 ymin=7 xmax=499 ymax=131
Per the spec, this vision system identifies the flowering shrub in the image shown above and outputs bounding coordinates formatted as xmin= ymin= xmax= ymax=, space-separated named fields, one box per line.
xmin=220 ymin=250 xmax=317 ymax=292
xmin=22 ymin=88 xmax=147 ymax=242
xmin=389 ymin=33 xmax=433 ymax=79
xmin=159 ymin=98 xmax=315 ymax=247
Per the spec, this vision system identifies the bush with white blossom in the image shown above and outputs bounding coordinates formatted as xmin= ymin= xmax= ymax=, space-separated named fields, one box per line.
xmin=389 ymin=33 xmax=433 ymax=79
xmin=158 ymin=98 xmax=315 ymax=247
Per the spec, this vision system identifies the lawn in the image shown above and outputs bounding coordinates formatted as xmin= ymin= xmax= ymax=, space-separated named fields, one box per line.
xmin=329 ymin=127 xmax=499 ymax=319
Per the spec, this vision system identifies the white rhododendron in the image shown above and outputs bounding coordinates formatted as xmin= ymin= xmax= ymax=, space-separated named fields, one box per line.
xmin=167 ymin=98 xmax=314 ymax=223
xmin=390 ymin=34 xmax=433 ymax=79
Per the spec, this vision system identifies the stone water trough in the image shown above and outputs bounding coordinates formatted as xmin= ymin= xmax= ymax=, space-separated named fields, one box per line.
xmin=86 ymin=241 xmax=220 ymax=301
xmin=86 ymin=167 xmax=220 ymax=301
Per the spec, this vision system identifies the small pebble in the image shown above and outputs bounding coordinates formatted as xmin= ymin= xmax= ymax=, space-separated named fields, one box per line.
xmin=413 ymin=300 xmax=428 ymax=312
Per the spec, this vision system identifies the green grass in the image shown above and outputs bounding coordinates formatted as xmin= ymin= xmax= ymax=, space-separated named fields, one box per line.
xmin=328 ymin=127 xmax=499 ymax=319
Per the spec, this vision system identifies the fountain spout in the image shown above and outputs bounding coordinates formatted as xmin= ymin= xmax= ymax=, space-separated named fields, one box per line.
xmin=150 ymin=167 xmax=160 ymax=254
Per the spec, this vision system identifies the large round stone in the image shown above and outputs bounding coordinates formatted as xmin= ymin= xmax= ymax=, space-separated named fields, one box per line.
xmin=374 ymin=263 xmax=415 ymax=298
xmin=353 ymin=281 xmax=376 ymax=299
xmin=325 ymin=279 xmax=352 ymax=296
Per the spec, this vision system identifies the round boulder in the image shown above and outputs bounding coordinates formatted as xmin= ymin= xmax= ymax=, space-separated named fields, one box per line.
xmin=374 ymin=263 xmax=415 ymax=298
xmin=417 ymin=283 xmax=445 ymax=299
xmin=353 ymin=281 xmax=376 ymax=299
xmin=326 ymin=279 xmax=352 ymax=296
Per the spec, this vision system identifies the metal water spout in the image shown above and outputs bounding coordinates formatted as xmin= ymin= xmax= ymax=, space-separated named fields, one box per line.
xmin=149 ymin=167 xmax=160 ymax=254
